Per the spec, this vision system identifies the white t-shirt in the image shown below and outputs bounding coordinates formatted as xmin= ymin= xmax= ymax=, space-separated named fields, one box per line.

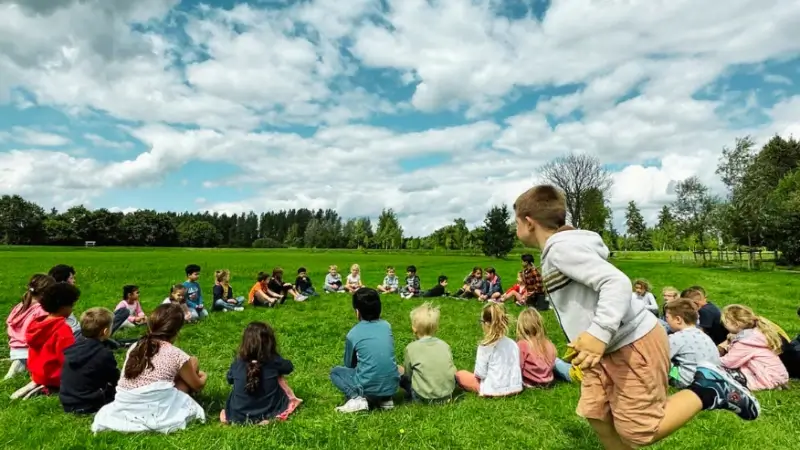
xmin=474 ymin=336 xmax=523 ymax=396
xmin=346 ymin=273 xmax=361 ymax=286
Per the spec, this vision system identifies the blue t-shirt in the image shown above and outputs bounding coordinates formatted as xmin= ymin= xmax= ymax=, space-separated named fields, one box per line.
xmin=344 ymin=320 xmax=399 ymax=397
xmin=183 ymin=281 xmax=203 ymax=309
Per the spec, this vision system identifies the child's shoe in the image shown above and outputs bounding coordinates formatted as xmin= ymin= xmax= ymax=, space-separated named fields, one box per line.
xmin=335 ymin=396 xmax=369 ymax=413
xmin=10 ymin=381 xmax=40 ymax=400
xmin=4 ymin=360 xmax=26 ymax=380
xmin=234 ymin=307 xmax=244 ymax=312
xmin=377 ymin=399 xmax=394 ymax=410
xmin=295 ymin=295 xmax=307 ymax=302
xmin=692 ymin=362 xmax=760 ymax=420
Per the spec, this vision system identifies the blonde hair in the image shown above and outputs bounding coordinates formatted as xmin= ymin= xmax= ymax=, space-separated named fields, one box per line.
xmin=410 ymin=302 xmax=440 ymax=337
xmin=329 ymin=265 xmax=338 ymax=271
xmin=516 ymin=308 xmax=555 ymax=361
xmin=80 ymin=307 xmax=114 ymax=339
xmin=662 ymin=286 xmax=680 ymax=297
xmin=632 ymin=278 xmax=651 ymax=292
xmin=513 ymin=185 xmax=567 ymax=231
xmin=216 ymin=269 xmax=230 ymax=284
xmin=351 ymin=264 xmax=360 ymax=272
xmin=480 ymin=303 xmax=510 ymax=346
xmin=722 ymin=305 xmax=789 ymax=354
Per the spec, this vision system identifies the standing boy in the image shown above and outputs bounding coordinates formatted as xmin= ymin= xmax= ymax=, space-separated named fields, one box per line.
xmin=183 ymin=264 xmax=208 ymax=319
xmin=330 ymin=288 xmax=400 ymax=413
xmin=514 ymin=185 xmax=758 ymax=450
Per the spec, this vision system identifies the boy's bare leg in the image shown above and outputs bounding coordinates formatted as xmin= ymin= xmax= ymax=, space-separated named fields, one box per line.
xmin=588 ymin=419 xmax=633 ymax=450
xmin=652 ymin=391 xmax=702 ymax=442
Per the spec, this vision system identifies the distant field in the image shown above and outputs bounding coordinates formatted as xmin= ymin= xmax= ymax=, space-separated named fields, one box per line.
xmin=1 ymin=247 xmax=799 ymax=449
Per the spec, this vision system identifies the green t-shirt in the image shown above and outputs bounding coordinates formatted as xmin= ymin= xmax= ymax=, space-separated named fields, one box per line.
xmin=403 ymin=337 xmax=457 ymax=400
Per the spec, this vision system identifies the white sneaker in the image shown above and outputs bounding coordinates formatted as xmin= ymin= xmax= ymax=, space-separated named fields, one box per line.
xmin=296 ymin=295 xmax=307 ymax=302
xmin=234 ymin=307 xmax=244 ymax=312
xmin=222 ymin=309 xmax=229 ymax=313
xmin=335 ymin=396 xmax=369 ymax=413
xmin=4 ymin=360 xmax=26 ymax=381
xmin=378 ymin=399 xmax=394 ymax=410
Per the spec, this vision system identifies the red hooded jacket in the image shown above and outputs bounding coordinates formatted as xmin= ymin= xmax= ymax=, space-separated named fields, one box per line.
xmin=25 ymin=315 xmax=75 ymax=387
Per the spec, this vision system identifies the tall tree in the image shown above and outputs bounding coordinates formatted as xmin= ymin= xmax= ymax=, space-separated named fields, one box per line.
xmin=540 ymin=153 xmax=612 ymax=228
xmin=651 ymin=205 xmax=678 ymax=250
xmin=624 ymin=201 xmax=651 ymax=250
xmin=672 ymin=177 xmax=717 ymax=255
xmin=580 ymin=187 xmax=611 ymax=234
xmin=375 ymin=209 xmax=403 ymax=250
xmin=481 ymin=205 xmax=515 ymax=258
xmin=0 ymin=195 xmax=46 ymax=245
xmin=716 ymin=136 xmax=762 ymax=255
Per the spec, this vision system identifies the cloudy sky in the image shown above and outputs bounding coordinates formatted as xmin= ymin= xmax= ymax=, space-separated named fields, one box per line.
xmin=1 ymin=0 xmax=799 ymax=236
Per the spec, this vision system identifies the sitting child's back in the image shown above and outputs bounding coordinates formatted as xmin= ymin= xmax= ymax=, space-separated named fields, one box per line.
xmin=347 ymin=315 xmax=399 ymax=396
xmin=402 ymin=303 xmax=456 ymax=400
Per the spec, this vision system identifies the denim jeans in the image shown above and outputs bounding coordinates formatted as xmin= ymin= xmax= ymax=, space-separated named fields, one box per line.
xmin=214 ymin=296 xmax=245 ymax=311
xmin=553 ymin=358 xmax=573 ymax=382
xmin=111 ymin=308 xmax=130 ymax=335
xmin=194 ymin=307 xmax=209 ymax=319
xmin=300 ymin=288 xmax=319 ymax=297
xmin=330 ymin=366 xmax=362 ymax=399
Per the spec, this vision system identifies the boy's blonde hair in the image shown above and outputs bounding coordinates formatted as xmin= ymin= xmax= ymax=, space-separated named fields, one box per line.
xmin=351 ymin=264 xmax=360 ymax=272
xmin=663 ymin=298 xmax=698 ymax=324
xmin=329 ymin=265 xmax=338 ymax=271
xmin=722 ymin=305 xmax=788 ymax=354
xmin=215 ymin=269 xmax=230 ymax=283
xmin=516 ymin=308 xmax=554 ymax=360
xmin=80 ymin=307 xmax=114 ymax=339
xmin=633 ymin=278 xmax=651 ymax=292
xmin=410 ymin=302 xmax=440 ymax=337
xmin=513 ymin=185 xmax=567 ymax=231
xmin=480 ymin=303 xmax=510 ymax=346
xmin=662 ymin=286 xmax=679 ymax=296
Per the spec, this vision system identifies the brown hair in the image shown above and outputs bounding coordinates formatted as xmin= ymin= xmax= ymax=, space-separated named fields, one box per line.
xmin=664 ymin=298 xmax=698 ymax=324
xmin=272 ymin=267 xmax=284 ymax=282
xmin=480 ymin=303 xmax=510 ymax=346
xmin=633 ymin=279 xmax=651 ymax=292
xmin=169 ymin=284 xmax=187 ymax=303
xmin=216 ymin=269 xmax=230 ymax=284
xmin=681 ymin=286 xmax=706 ymax=300
xmin=238 ymin=322 xmax=278 ymax=394
xmin=722 ymin=305 xmax=787 ymax=354
xmin=124 ymin=304 xmax=186 ymax=380
xmin=13 ymin=274 xmax=55 ymax=318
xmin=80 ymin=307 xmax=114 ymax=339
xmin=513 ymin=185 xmax=567 ymax=230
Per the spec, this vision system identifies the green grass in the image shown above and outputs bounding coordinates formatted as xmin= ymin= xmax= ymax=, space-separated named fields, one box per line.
xmin=1 ymin=248 xmax=799 ymax=450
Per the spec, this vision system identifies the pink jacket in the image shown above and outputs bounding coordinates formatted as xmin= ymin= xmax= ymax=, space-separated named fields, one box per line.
xmin=517 ymin=339 xmax=556 ymax=386
xmin=115 ymin=300 xmax=145 ymax=322
xmin=6 ymin=302 xmax=47 ymax=350
xmin=721 ymin=328 xmax=789 ymax=391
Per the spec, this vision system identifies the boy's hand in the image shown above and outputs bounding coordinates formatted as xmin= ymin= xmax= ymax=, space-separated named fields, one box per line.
xmin=568 ymin=332 xmax=607 ymax=369
xmin=718 ymin=341 xmax=730 ymax=355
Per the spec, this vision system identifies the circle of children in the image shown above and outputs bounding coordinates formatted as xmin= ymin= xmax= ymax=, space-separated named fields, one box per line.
xmin=4 ymin=186 xmax=800 ymax=447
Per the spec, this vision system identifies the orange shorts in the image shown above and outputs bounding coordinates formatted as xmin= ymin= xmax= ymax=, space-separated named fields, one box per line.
xmin=577 ymin=325 xmax=669 ymax=446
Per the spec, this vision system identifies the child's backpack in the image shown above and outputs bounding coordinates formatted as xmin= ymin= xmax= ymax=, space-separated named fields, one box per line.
xmin=780 ymin=335 xmax=800 ymax=379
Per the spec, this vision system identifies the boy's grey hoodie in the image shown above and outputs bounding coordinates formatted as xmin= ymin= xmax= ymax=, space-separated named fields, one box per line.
xmin=541 ymin=229 xmax=657 ymax=353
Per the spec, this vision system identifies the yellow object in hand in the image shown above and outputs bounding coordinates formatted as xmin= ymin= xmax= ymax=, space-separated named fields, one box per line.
xmin=562 ymin=347 xmax=584 ymax=382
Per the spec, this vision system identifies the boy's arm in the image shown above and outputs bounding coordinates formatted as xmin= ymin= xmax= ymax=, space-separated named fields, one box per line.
xmin=197 ymin=285 xmax=204 ymax=306
xmin=667 ymin=333 xmax=683 ymax=359
xmin=344 ymin=334 xmax=356 ymax=368
xmin=402 ymin=346 xmax=413 ymax=378
xmin=104 ymin=349 xmax=121 ymax=385
xmin=550 ymin=245 xmax=633 ymax=344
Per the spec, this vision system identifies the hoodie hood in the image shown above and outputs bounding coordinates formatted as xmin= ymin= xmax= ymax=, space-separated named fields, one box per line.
xmin=25 ymin=316 xmax=67 ymax=349
xmin=733 ymin=328 xmax=770 ymax=349
xmin=64 ymin=337 xmax=107 ymax=368
xmin=6 ymin=303 xmax=47 ymax=349
xmin=542 ymin=229 xmax=610 ymax=261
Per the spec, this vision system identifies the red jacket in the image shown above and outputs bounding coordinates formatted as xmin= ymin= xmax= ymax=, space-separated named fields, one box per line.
xmin=25 ymin=316 xmax=75 ymax=387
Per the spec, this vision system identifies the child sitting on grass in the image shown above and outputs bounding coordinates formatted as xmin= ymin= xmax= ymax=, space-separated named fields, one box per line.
xmin=5 ymin=274 xmax=54 ymax=380
xmin=664 ymin=299 xmax=721 ymax=389
xmin=221 ymin=322 xmax=302 ymax=425
xmin=422 ymin=275 xmax=448 ymax=297
xmin=479 ymin=267 xmax=503 ymax=303
xmin=520 ymin=254 xmax=547 ymax=310
xmin=324 ymin=265 xmax=346 ymax=293
xmin=399 ymin=303 xmax=456 ymax=402
xmin=183 ymin=264 xmax=208 ymax=320
xmin=269 ymin=268 xmax=307 ymax=302
xmin=213 ymin=269 xmax=245 ymax=312
xmin=501 ymin=272 xmax=524 ymax=304
xmin=345 ymin=264 xmax=364 ymax=293
xmin=11 ymin=282 xmax=79 ymax=400
xmin=516 ymin=308 xmax=556 ymax=387
xmin=115 ymin=285 xmax=146 ymax=329
xmin=92 ymin=304 xmax=206 ymax=434
xmin=632 ymin=279 xmax=659 ymax=316
xmin=455 ymin=303 xmax=522 ymax=397
xmin=658 ymin=286 xmax=681 ymax=332
xmin=330 ymin=288 xmax=400 ymax=413
xmin=163 ymin=284 xmax=195 ymax=322
xmin=249 ymin=272 xmax=283 ymax=307
xmin=400 ymin=265 xmax=422 ymax=299
xmin=377 ymin=266 xmax=399 ymax=294
xmin=295 ymin=267 xmax=318 ymax=298
xmin=719 ymin=305 xmax=789 ymax=391
xmin=60 ymin=308 xmax=119 ymax=414
xmin=454 ymin=267 xmax=485 ymax=299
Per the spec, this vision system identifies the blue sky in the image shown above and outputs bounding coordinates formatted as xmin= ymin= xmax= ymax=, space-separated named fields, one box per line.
xmin=1 ymin=0 xmax=799 ymax=235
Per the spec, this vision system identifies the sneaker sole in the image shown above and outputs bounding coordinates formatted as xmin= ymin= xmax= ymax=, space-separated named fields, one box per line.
xmin=697 ymin=362 xmax=761 ymax=420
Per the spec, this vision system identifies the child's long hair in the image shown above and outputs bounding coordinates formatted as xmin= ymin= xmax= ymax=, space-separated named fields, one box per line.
xmin=722 ymin=304 xmax=788 ymax=354
xmin=238 ymin=322 xmax=278 ymax=394
xmin=633 ymin=278 xmax=651 ymax=293
xmin=169 ymin=284 xmax=187 ymax=303
xmin=124 ymin=304 xmax=185 ymax=380
xmin=14 ymin=274 xmax=55 ymax=317
xmin=216 ymin=269 xmax=230 ymax=285
xmin=480 ymin=303 xmax=510 ymax=346
xmin=516 ymin=308 xmax=555 ymax=361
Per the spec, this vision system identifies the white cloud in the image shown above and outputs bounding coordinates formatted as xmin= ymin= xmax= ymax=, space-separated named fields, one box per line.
xmin=84 ymin=133 xmax=134 ymax=150
xmin=5 ymin=127 xmax=71 ymax=146
xmin=764 ymin=74 xmax=793 ymax=85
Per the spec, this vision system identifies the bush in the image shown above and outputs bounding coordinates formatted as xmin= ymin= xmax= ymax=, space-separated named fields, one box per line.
xmin=252 ymin=238 xmax=286 ymax=249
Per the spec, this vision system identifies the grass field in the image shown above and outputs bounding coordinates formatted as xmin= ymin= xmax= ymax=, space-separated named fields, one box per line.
xmin=1 ymin=247 xmax=799 ymax=450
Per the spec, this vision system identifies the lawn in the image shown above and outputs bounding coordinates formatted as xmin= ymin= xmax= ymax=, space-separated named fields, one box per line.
xmin=1 ymin=248 xmax=799 ymax=450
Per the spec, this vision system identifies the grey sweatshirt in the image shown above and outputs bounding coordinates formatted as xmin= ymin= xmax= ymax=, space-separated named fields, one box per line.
xmin=541 ymin=229 xmax=658 ymax=353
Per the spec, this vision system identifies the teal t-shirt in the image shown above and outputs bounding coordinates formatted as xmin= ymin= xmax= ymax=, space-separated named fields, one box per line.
xmin=344 ymin=320 xmax=399 ymax=397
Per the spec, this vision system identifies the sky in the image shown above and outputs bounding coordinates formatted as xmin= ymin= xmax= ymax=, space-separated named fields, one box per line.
xmin=1 ymin=0 xmax=799 ymax=236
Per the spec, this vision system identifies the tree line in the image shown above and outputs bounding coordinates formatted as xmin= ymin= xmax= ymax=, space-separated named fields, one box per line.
xmin=540 ymin=135 xmax=800 ymax=265
xmin=0 ymin=194 xmax=518 ymax=257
